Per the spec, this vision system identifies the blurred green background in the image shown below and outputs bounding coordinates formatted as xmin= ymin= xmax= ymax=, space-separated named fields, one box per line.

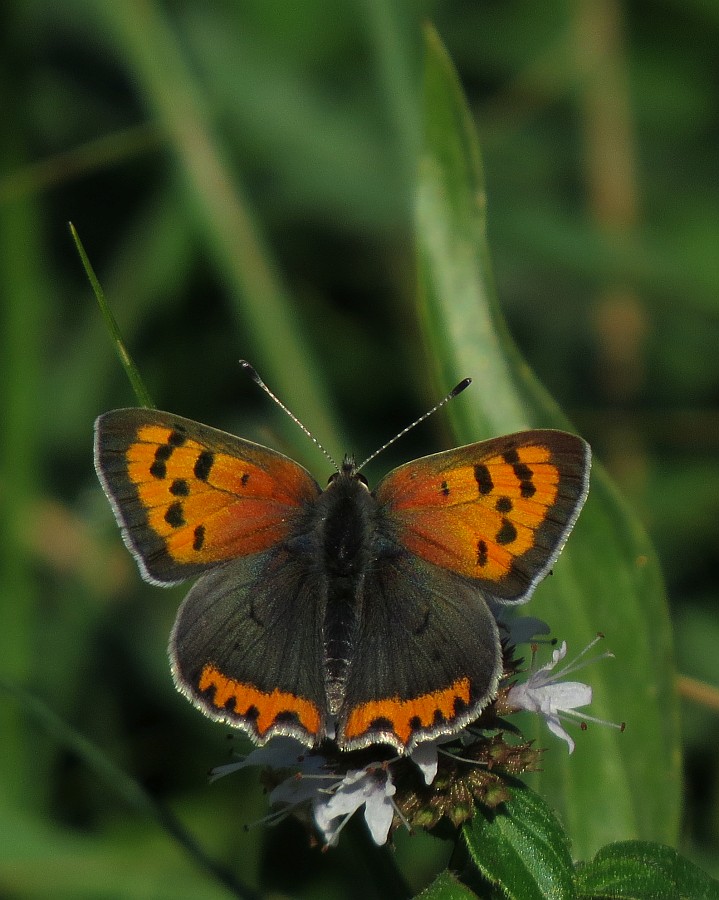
xmin=1 ymin=1 xmax=718 ymax=897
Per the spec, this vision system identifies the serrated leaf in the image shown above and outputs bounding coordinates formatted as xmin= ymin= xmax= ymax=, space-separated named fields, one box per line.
xmin=415 ymin=24 xmax=680 ymax=859
xmin=574 ymin=840 xmax=719 ymax=899
xmin=462 ymin=782 xmax=576 ymax=900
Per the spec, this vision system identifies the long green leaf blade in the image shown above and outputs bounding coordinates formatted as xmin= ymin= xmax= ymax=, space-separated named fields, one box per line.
xmin=415 ymin=24 xmax=680 ymax=858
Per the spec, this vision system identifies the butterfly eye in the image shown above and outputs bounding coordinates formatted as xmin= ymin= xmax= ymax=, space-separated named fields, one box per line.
xmin=327 ymin=472 xmax=339 ymax=485
xmin=355 ymin=472 xmax=368 ymax=487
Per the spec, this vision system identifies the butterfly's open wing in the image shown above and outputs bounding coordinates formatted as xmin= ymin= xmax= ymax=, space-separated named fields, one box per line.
xmin=94 ymin=409 xmax=321 ymax=586
xmin=374 ymin=430 xmax=590 ymax=603
xmin=170 ymin=549 xmax=328 ymax=747
xmin=337 ymin=552 xmax=501 ymax=753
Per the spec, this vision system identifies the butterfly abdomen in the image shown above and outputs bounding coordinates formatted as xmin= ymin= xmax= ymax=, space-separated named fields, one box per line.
xmin=316 ymin=473 xmax=376 ymax=714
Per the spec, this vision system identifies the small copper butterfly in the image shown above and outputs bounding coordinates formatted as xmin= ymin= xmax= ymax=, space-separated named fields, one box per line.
xmin=94 ymin=365 xmax=590 ymax=754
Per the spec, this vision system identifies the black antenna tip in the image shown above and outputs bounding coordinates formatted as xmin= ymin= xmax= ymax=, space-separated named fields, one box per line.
xmin=239 ymin=360 xmax=261 ymax=383
xmin=450 ymin=377 xmax=472 ymax=398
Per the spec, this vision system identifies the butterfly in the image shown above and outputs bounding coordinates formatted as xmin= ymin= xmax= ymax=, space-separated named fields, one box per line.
xmin=94 ymin=374 xmax=590 ymax=755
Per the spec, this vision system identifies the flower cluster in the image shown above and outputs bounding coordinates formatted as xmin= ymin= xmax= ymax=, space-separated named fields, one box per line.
xmin=212 ymin=620 xmax=621 ymax=847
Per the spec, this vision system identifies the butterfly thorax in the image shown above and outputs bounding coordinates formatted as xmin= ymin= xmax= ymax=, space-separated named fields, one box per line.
xmin=317 ymin=467 xmax=376 ymax=714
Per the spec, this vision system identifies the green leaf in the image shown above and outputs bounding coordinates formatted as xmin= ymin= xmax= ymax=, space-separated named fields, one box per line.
xmin=462 ymin=782 xmax=575 ymax=900
xmin=575 ymin=840 xmax=719 ymax=899
xmin=417 ymin=870 xmax=480 ymax=900
xmin=416 ymin=24 xmax=680 ymax=859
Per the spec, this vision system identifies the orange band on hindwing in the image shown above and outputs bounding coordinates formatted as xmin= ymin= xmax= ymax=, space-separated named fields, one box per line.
xmin=343 ymin=678 xmax=471 ymax=747
xmin=198 ymin=664 xmax=322 ymax=738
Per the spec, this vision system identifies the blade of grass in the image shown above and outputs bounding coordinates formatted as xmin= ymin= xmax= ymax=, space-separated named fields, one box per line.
xmin=55 ymin=186 xmax=194 ymax=444
xmin=71 ymin=222 xmax=154 ymax=409
xmin=96 ymin=0 xmax=346 ymax=464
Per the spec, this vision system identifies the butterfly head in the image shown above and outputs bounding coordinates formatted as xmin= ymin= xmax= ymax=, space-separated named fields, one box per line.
xmin=327 ymin=454 xmax=369 ymax=489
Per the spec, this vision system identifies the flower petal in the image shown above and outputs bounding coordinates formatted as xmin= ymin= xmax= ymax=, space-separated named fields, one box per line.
xmin=270 ymin=772 xmax=327 ymax=806
xmin=364 ymin=780 xmax=396 ymax=845
xmin=411 ymin=741 xmax=439 ymax=785
xmin=545 ymin=715 xmax=576 ymax=754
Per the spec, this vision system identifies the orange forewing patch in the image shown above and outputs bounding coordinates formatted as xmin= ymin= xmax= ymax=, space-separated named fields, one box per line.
xmin=379 ymin=443 xmax=562 ymax=582
xmin=343 ymin=678 xmax=471 ymax=747
xmin=127 ymin=424 xmax=316 ymax=564
xmin=198 ymin=664 xmax=322 ymax=739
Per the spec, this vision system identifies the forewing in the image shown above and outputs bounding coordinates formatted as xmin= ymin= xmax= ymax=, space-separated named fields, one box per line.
xmin=374 ymin=430 xmax=590 ymax=602
xmin=337 ymin=552 xmax=501 ymax=753
xmin=94 ymin=408 xmax=321 ymax=586
xmin=170 ymin=548 xmax=328 ymax=747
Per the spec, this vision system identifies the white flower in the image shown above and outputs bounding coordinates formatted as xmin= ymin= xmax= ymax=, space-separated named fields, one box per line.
xmin=310 ymin=738 xmax=444 ymax=845
xmin=507 ymin=636 xmax=617 ymax=754
xmin=269 ymin=766 xmax=334 ymax=809
xmin=212 ymin=738 xmax=404 ymax=846
xmin=313 ymin=766 xmax=396 ymax=846
xmin=209 ymin=736 xmax=314 ymax=782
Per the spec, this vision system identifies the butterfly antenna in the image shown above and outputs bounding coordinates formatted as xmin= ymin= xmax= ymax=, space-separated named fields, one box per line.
xmin=356 ymin=377 xmax=472 ymax=472
xmin=239 ymin=360 xmax=340 ymax=471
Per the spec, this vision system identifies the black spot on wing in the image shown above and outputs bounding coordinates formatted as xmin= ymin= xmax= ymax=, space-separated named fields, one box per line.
xmin=194 ymin=450 xmax=215 ymax=482
xmin=274 ymin=710 xmax=303 ymax=727
xmin=193 ymin=524 xmax=205 ymax=551
xmin=453 ymin=695 xmax=469 ymax=714
xmin=369 ymin=716 xmax=394 ymax=733
xmin=150 ymin=443 xmax=174 ymax=479
xmin=165 ymin=502 xmax=185 ymax=528
xmin=520 ymin=479 xmax=536 ymax=499
xmin=474 ymin=464 xmax=493 ymax=495
xmin=513 ymin=462 xmax=532 ymax=482
xmin=502 ymin=450 xmax=536 ymax=498
xmin=170 ymin=478 xmax=189 ymax=496
xmin=496 ymin=520 xmax=517 ymax=545
xmin=150 ymin=460 xmax=166 ymax=479
xmin=476 ymin=539 xmax=488 ymax=567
